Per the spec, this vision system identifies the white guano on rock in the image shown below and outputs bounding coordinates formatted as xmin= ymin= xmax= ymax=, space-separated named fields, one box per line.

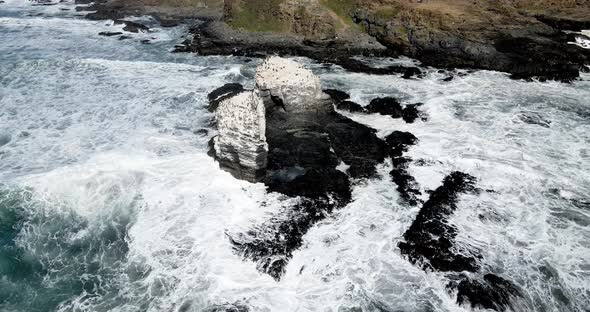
xmin=255 ymin=56 xmax=331 ymax=113
xmin=214 ymin=90 xmax=268 ymax=182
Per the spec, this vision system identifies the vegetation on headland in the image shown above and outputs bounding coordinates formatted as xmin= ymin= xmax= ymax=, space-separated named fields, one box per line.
xmin=226 ymin=0 xmax=289 ymax=33
xmin=319 ymin=0 xmax=357 ymax=24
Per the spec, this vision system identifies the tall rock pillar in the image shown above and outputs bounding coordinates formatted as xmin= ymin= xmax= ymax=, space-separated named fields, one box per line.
xmin=214 ymin=90 xmax=268 ymax=182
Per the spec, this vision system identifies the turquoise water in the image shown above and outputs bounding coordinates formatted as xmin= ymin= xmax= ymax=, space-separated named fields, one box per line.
xmin=0 ymin=186 xmax=137 ymax=312
xmin=1 ymin=1 xmax=589 ymax=312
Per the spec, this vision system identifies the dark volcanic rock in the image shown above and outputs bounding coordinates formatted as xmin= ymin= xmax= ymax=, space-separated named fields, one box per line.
xmin=264 ymin=110 xmax=387 ymax=180
xmin=401 ymin=66 xmax=422 ymax=79
xmin=117 ymin=20 xmax=149 ymax=33
xmin=385 ymin=131 xmax=418 ymax=158
xmin=398 ymin=171 xmax=481 ymax=272
xmin=385 ymin=131 xmax=421 ymax=206
xmin=402 ymin=103 xmax=425 ymax=123
xmin=157 ymin=18 xmax=180 ymax=28
xmin=207 ymin=83 xmax=245 ymax=112
xmin=98 ymin=31 xmax=123 ymax=37
xmin=452 ymin=274 xmax=522 ymax=312
xmin=323 ymin=89 xmax=350 ymax=102
xmin=336 ymin=100 xmax=366 ymax=113
xmin=85 ymin=7 xmax=124 ymax=20
xmin=390 ymin=157 xmax=422 ymax=206
xmin=204 ymin=303 xmax=249 ymax=312
xmin=365 ymin=97 xmax=403 ymax=118
xmin=535 ymin=15 xmax=590 ymax=32
xmin=267 ymin=168 xmax=351 ymax=200
xmin=177 ymin=21 xmax=388 ymax=65
xmin=325 ymin=113 xmax=388 ymax=179
xmin=264 ymin=117 xmax=339 ymax=173
xmin=334 ymin=57 xmax=423 ymax=77
xmin=229 ymin=196 xmax=346 ymax=280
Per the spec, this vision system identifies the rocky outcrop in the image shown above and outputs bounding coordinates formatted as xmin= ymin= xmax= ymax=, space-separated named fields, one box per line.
xmin=399 ymin=171 xmax=481 ymax=272
xmin=174 ymin=19 xmax=388 ymax=64
xmin=386 ymin=131 xmax=421 ymax=206
xmin=398 ymin=171 xmax=524 ymax=311
xmin=214 ymin=90 xmax=268 ymax=182
xmin=325 ymin=91 xmax=426 ymax=124
xmin=208 ymin=57 xmax=388 ymax=279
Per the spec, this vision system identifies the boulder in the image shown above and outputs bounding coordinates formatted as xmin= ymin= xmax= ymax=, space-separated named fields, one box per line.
xmin=365 ymin=97 xmax=403 ymax=118
xmin=323 ymin=89 xmax=350 ymax=102
xmin=214 ymin=90 xmax=268 ymax=182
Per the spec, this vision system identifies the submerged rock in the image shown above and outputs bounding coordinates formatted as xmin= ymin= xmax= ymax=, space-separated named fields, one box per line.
xmin=0 ymin=133 xmax=11 ymax=147
xmin=214 ymin=90 xmax=268 ymax=182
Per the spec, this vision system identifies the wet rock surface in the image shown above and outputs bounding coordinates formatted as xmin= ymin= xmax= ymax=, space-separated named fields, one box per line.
xmin=397 ymin=170 xmax=525 ymax=311
xmin=385 ymin=131 xmax=421 ymax=206
xmin=399 ymin=171 xmax=480 ymax=272
xmin=326 ymin=90 xmax=425 ymax=123
xmin=452 ymin=274 xmax=523 ymax=312
xmin=365 ymin=97 xmax=403 ymax=118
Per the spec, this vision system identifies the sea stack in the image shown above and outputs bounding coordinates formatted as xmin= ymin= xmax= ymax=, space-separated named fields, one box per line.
xmin=214 ymin=90 xmax=268 ymax=182
xmin=210 ymin=56 xmax=389 ymax=279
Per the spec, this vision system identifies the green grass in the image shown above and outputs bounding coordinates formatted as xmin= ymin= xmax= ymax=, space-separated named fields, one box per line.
xmin=228 ymin=0 xmax=289 ymax=32
xmin=319 ymin=0 xmax=359 ymax=28
xmin=374 ymin=5 xmax=401 ymax=19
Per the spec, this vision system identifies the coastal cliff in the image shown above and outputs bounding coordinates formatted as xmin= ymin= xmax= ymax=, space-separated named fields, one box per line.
xmin=84 ymin=0 xmax=590 ymax=80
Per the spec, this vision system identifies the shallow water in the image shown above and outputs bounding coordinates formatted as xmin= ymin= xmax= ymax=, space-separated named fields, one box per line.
xmin=1 ymin=1 xmax=589 ymax=312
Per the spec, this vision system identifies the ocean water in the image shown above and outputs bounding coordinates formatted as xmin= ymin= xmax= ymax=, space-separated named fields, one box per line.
xmin=1 ymin=1 xmax=589 ymax=311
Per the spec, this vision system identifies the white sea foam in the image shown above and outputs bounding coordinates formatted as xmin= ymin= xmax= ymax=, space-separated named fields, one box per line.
xmin=1 ymin=3 xmax=589 ymax=312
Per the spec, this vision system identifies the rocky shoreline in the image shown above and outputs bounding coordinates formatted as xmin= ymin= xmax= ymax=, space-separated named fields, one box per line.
xmin=78 ymin=0 xmax=590 ymax=82
xmin=204 ymin=56 xmax=526 ymax=311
